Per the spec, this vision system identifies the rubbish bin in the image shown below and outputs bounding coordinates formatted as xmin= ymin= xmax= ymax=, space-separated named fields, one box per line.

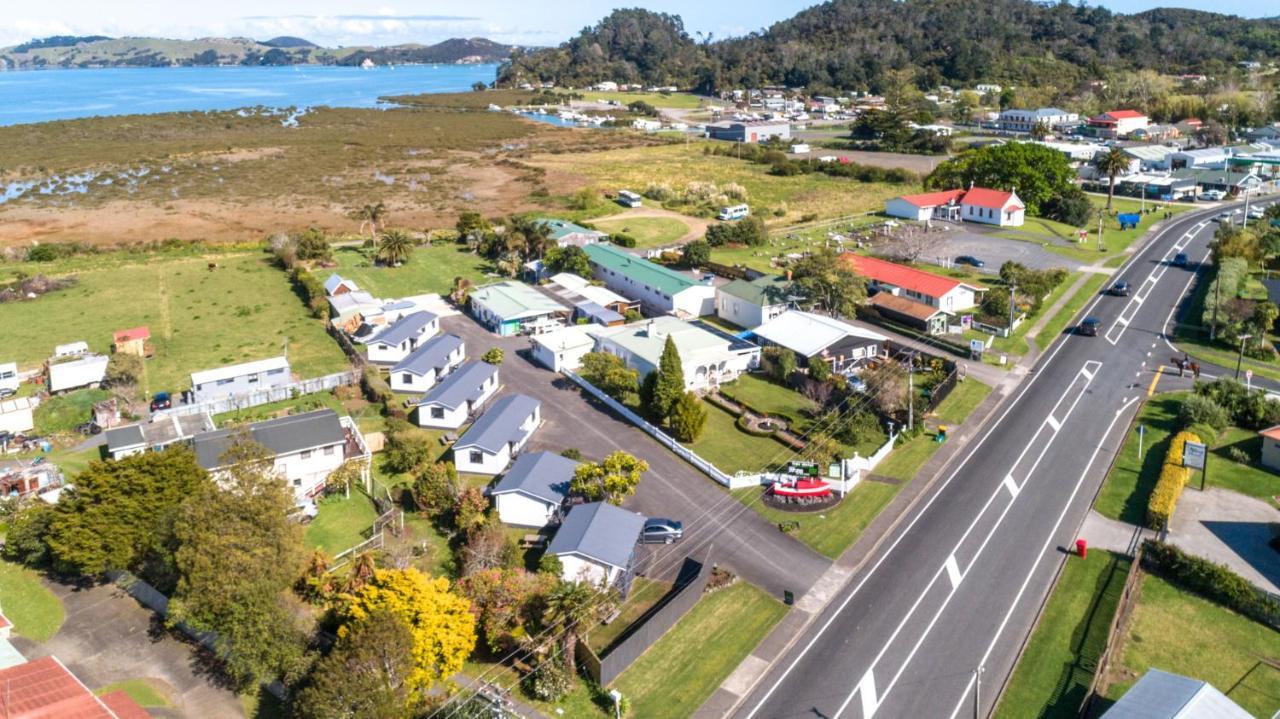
xmin=1075 ymin=539 xmax=1087 ymax=559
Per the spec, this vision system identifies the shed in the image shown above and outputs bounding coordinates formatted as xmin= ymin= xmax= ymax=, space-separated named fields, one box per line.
xmin=1101 ymin=668 xmax=1251 ymax=719
xmin=112 ymin=326 xmax=153 ymax=358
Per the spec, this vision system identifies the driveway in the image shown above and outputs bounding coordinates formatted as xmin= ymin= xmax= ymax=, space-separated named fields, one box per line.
xmin=1168 ymin=487 xmax=1280 ymax=594
xmin=440 ymin=315 xmax=830 ymax=600
xmin=915 ymin=224 xmax=1087 ymax=274
xmin=11 ymin=580 xmax=244 ymax=718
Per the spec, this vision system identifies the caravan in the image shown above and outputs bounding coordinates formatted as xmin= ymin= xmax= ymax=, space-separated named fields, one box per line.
xmin=617 ymin=190 xmax=643 ymax=208
xmin=717 ymin=204 xmax=750 ymax=221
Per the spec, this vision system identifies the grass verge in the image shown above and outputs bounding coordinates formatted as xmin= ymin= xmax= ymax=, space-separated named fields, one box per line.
xmin=1034 ymin=273 xmax=1110 ymax=351
xmin=1093 ymin=393 xmax=1184 ymax=526
xmin=0 ymin=560 xmax=64 ymax=642
xmin=95 ymin=678 xmax=173 ymax=708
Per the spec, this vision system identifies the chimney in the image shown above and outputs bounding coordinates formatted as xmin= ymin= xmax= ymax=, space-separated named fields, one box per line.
xmin=969 ymin=180 xmax=975 ymax=190
xmin=646 ymin=319 xmax=656 ymax=337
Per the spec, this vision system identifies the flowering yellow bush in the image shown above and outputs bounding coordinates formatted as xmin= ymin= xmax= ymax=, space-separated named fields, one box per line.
xmin=1146 ymin=430 xmax=1200 ymax=530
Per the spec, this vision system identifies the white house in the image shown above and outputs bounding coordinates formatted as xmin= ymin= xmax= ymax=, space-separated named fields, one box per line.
xmin=595 ymin=316 xmax=761 ymax=391
xmin=546 ymin=502 xmax=647 ymax=587
xmin=414 ymin=360 xmax=500 ymax=429
xmin=997 ymin=108 xmax=1079 ymax=133
xmin=751 ymin=310 xmax=887 ymax=373
xmin=583 ymin=243 xmax=716 ymax=317
xmin=960 ymin=186 xmax=1025 ymax=227
xmin=490 ymin=451 xmax=577 ymax=527
xmin=883 ymin=189 xmax=967 ymax=222
xmin=365 ymin=311 xmax=439 ymax=364
xmin=716 ymin=275 xmax=793 ymax=329
xmin=190 ymin=356 xmax=291 ymax=403
xmin=452 ymin=394 xmax=542 ymax=475
xmin=0 ymin=396 xmax=38 ymax=436
xmin=843 ymin=254 xmax=987 ymax=313
xmin=530 ymin=326 xmax=602 ymax=372
xmin=389 ymin=333 xmax=465 ymax=394
xmin=104 ymin=412 xmax=216 ymax=460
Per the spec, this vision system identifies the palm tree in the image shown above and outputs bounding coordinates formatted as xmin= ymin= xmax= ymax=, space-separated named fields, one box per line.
xmin=543 ymin=580 xmax=607 ymax=672
xmin=509 ymin=216 xmax=554 ymax=262
xmin=340 ymin=551 xmax=378 ymax=595
xmin=353 ymin=202 xmax=388 ymax=238
xmin=376 ymin=228 xmax=414 ymax=267
xmin=1093 ymin=147 xmax=1131 ymax=211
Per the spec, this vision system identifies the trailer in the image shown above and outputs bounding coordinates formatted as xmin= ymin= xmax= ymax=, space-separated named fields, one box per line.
xmin=47 ymin=354 xmax=109 ymax=394
xmin=0 ymin=363 xmax=18 ymax=396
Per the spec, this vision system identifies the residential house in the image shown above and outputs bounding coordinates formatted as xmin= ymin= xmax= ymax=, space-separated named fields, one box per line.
xmin=452 ymin=394 xmax=542 ymax=475
xmin=974 ymin=83 xmax=1003 ymax=96
xmin=0 ymin=396 xmax=38 ymax=436
xmin=104 ymin=412 xmax=216 ymax=460
xmin=530 ymin=325 xmax=603 ymax=372
xmin=960 ymin=186 xmax=1025 ymax=227
xmin=1174 ymin=118 xmax=1204 ymax=136
xmin=365 ymin=311 xmax=439 ymax=364
xmin=1130 ymin=123 xmax=1179 ymax=143
xmin=844 ymin=255 xmax=986 ymax=314
xmin=535 ymin=219 xmax=607 ymax=248
xmin=414 ymin=360 xmax=500 ymax=429
xmin=594 ymin=316 xmax=761 ymax=390
xmin=189 ymin=356 xmax=290 ymax=404
xmin=47 ymin=353 xmax=109 ymax=394
xmin=1087 ymin=110 xmax=1150 ymax=139
xmin=997 ymin=108 xmax=1079 ymax=134
xmin=1122 ymin=145 xmax=1176 ymax=171
xmin=111 ymin=326 xmax=152 ymax=358
xmin=490 ymin=450 xmax=576 ymax=527
xmin=705 ymin=120 xmax=791 ymax=143
xmin=868 ymin=293 xmax=953 ymax=335
xmin=716 ymin=274 xmax=794 ymax=328
xmin=328 ymin=290 xmax=382 ymax=332
xmin=546 ymin=501 xmax=647 ymax=588
xmin=1246 ymin=125 xmax=1280 ymax=143
xmin=193 ymin=409 xmax=367 ymax=499
xmin=583 ymin=243 xmax=716 ymax=317
xmin=751 ymin=310 xmax=887 ymax=373
xmin=389 ymin=333 xmax=465 ymax=394
xmin=1101 ymin=668 xmax=1251 ymax=719
xmin=324 ymin=274 xmax=360 ymax=296
xmin=469 ymin=281 xmax=570 ymax=337
xmin=1170 ymin=147 xmax=1231 ymax=170
xmin=884 ymin=189 xmax=967 ymax=222
xmin=1257 ymin=425 xmax=1280 ymax=472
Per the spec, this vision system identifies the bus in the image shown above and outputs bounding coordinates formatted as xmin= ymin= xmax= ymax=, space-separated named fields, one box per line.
xmin=617 ymin=190 xmax=643 ymax=208
xmin=718 ymin=204 xmax=750 ymax=221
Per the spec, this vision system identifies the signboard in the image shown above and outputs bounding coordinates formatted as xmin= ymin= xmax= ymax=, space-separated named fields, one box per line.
xmin=969 ymin=339 xmax=985 ymax=356
xmin=1182 ymin=441 xmax=1207 ymax=470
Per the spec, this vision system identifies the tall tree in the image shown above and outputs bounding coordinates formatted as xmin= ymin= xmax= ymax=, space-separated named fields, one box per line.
xmin=353 ymin=202 xmax=388 ymax=238
xmin=543 ymin=580 xmax=611 ymax=672
xmin=651 ymin=335 xmax=686 ymax=419
xmin=668 ymin=391 xmax=708 ymax=442
xmin=376 ymin=228 xmax=414 ymax=266
xmin=791 ymin=249 xmax=866 ymax=318
xmin=292 ymin=610 xmax=418 ymax=719
xmin=1093 ymin=146 xmax=1132 ymax=211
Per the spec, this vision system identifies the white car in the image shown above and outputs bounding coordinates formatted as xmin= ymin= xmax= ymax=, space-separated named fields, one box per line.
xmin=1199 ymin=190 xmax=1226 ymax=201
xmin=1214 ymin=212 xmax=1234 ymax=223
xmin=1248 ymin=207 xmax=1265 ymax=219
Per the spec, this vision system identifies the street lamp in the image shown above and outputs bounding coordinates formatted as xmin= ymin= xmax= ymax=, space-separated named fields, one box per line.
xmin=973 ymin=664 xmax=987 ymax=719
xmin=609 ymin=690 xmax=623 ymax=719
xmin=1235 ymin=333 xmax=1253 ymax=381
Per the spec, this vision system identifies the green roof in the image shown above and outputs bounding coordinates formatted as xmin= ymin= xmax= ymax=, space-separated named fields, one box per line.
xmin=534 ymin=218 xmax=606 ymax=242
xmin=719 ymin=275 xmax=792 ymax=306
xmin=583 ymin=243 xmax=702 ymax=296
xmin=470 ymin=281 xmax=567 ymax=320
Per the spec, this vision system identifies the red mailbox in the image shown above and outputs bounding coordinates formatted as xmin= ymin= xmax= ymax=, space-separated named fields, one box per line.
xmin=1076 ymin=539 xmax=1087 ymax=559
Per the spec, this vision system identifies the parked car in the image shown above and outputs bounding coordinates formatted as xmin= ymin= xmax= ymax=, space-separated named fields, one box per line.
xmin=1248 ymin=207 xmax=1265 ymax=220
xmin=1109 ymin=281 xmax=1131 ymax=297
xmin=954 ymin=255 xmax=985 ymax=268
xmin=1078 ymin=317 xmax=1101 ymax=337
xmin=1172 ymin=253 xmax=1189 ymax=267
xmin=640 ymin=518 xmax=684 ymax=544
xmin=149 ymin=391 xmax=172 ymax=412
xmin=1199 ymin=190 xmax=1226 ymax=201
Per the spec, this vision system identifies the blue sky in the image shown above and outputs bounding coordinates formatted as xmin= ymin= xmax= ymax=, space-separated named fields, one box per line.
xmin=0 ymin=0 xmax=1272 ymax=49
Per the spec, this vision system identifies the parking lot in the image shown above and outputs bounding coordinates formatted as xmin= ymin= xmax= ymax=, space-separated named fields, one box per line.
xmin=915 ymin=224 xmax=1088 ymax=274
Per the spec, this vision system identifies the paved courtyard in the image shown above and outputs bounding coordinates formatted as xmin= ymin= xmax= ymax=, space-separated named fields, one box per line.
xmin=1169 ymin=488 xmax=1280 ymax=594
xmin=915 ymin=224 xmax=1088 ymax=274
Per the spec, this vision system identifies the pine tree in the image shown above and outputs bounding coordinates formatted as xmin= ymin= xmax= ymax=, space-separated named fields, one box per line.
xmin=651 ymin=335 xmax=685 ymax=419
xmin=668 ymin=391 xmax=708 ymax=442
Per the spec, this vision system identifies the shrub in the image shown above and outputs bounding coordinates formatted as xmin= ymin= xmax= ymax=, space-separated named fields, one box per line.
xmin=523 ymin=658 xmax=571 ymax=702
xmin=1141 ymin=540 xmax=1280 ymax=627
xmin=1228 ymin=446 xmax=1251 ymax=464
xmin=610 ymin=233 xmax=637 ymax=248
xmin=1147 ymin=430 xmax=1200 ymax=530
xmin=668 ymin=392 xmax=708 ymax=442
xmin=778 ymin=520 xmax=800 ymax=534
xmin=1178 ymin=394 xmax=1228 ymax=431
xmin=1186 ymin=422 xmax=1219 ymax=447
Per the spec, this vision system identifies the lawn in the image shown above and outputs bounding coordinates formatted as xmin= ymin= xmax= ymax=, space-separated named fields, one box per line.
xmin=720 ymin=374 xmax=816 ymax=424
xmin=586 ymin=577 xmax=674 ymax=654
xmin=0 ymin=252 xmax=349 ymax=394
xmin=33 ymin=388 xmax=110 ymax=435
xmin=1201 ymin=426 xmax=1280 ymax=501
xmin=304 ymin=491 xmax=380 ymax=556
xmin=995 ymin=551 xmax=1131 ymax=719
xmin=996 ymin=196 xmax=1192 ymax=264
xmin=0 ymin=560 xmax=64 ymax=642
xmin=589 ymin=216 xmax=690 ymax=248
xmin=683 ymin=401 xmax=792 ymax=475
xmin=1094 ymin=393 xmax=1184 ymax=526
xmin=874 ymin=434 xmax=942 ymax=482
xmin=214 ymin=388 xmax=388 ymax=436
xmin=710 ymin=214 xmax=886 ymax=273
xmin=1033 ymin=274 xmax=1109 ymax=351
xmin=329 ymin=244 xmax=495 ymax=298
xmin=733 ymin=480 xmax=900 ymax=559
xmin=95 ymin=678 xmax=173 ymax=708
xmin=612 ymin=582 xmax=788 ymax=717
xmin=43 ymin=445 xmax=103 ymax=479
xmin=934 ymin=378 xmax=993 ymax=426
xmin=1102 ymin=572 xmax=1280 ymax=718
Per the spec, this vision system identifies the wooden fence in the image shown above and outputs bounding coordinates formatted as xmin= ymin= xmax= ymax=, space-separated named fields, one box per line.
xmin=1079 ymin=544 xmax=1148 ymax=716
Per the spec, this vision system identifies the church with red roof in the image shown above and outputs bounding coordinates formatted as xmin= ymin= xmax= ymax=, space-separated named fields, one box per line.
xmin=884 ymin=184 xmax=1025 ymax=227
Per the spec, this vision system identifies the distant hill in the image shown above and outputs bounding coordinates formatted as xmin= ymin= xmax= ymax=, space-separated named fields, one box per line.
xmin=0 ymin=35 xmax=514 ymax=69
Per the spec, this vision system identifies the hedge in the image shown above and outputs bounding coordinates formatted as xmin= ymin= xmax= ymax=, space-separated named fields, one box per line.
xmin=1141 ymin=540 xmax=1280 ymax=628
xmin=289 ymin=266 xmax=329 ymax=319
xmin=1146 ymin=430 xmax=1200 ymax=530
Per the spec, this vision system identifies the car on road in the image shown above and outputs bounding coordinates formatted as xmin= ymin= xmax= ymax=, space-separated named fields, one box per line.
xmin=1214 ymin=212 xmax=1235 ymax=224
xmin=1077 ymin=317 xmax=1101 ymax=337
xmin=149 ymin=392 xmax=172 ymax=412
xmin=1109 ymin=281 xmax=1130 ymax=297
xmin=1248 ymin=207 xmax=1265 ymax=220
xmin=641 ymin=517 xmax=684 ymax=544
xmin=954 ymin=255 xmax=985 ymax=268
xmin=1172 ymin=252 xmax=1189 ymax=267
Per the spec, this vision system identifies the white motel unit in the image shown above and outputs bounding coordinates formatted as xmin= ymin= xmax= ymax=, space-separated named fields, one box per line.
xmin=490 ymin=450 xmax=577 ymax=528
xmin=364 ymin=311 xmax=439 ymax=364
xmin=452 ymin=394 xmax=542 ymax=476
xmin=414 ymin=360 xmax=500 ymax=429
xmin=389 ymin=334 xmax=465 ymax=394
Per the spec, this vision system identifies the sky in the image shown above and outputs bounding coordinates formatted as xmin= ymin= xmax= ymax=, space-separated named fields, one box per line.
xmin=0 ymin=0 xmax=1273 ymax=50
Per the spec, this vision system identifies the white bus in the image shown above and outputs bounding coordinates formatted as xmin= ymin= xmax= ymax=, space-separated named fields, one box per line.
xmin=718 ymin=204 xmax=750 ymax=221
xmin=617 ymin=190 xmax=643 ymax=208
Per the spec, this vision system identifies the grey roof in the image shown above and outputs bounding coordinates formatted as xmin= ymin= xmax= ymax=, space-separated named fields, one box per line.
xmin=106 ymin=413 xmax=215 ymax=452
xmin=392 ymin=334 xmax=464 ymax=376
xmin=416 ymin=361 xmax=498 ymax=410
xmin=490 ymin=451 xmax=577 ymax=505
xmin=575 ymin=301 xmax=625 ymax=325
xmin=193 ymin=409 xmax=344 ymax=470
xmin=1101 ymin=668 xmax=1252 ymax=719
xmin=454 ymin=394 xmax=541 ymax=454
xmin=368 ymin=311 xmax=436 ymax=348
xmin=324 ymin=274 xmax=353 ymax=294
xmin=546 ymin=502 xmax=646 ymax=570
xmin=104 ymin=423 xmax=145 ymax=451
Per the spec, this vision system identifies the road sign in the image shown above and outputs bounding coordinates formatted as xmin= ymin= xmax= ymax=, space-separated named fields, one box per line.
xmin=970 ymin=339 xmax=985 ymax=356
xmin=1183 ymin=440 xmax=1207 ymax=470
xmin=1246 ymin=369 xmax=1253 ymax=389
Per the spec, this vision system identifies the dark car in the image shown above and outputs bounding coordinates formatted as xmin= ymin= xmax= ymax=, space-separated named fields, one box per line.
xmin=1109 ymin=281 xmax=1131 ymax=297
xmin=149 ymin=391 xmax=172 ymax=412
xmin=954 ymin=255 xmax=985 ymax=268
xmin=1172 ymin=253 xmax=1189 ymax=267
xmin=1078 ymin=317 xmax=1101 ymax=337
xmin=640 ymin=518 xmax=684 ymax=544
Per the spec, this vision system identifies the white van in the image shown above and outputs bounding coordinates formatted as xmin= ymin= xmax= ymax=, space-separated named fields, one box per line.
xmin=718 ymin=204 xmax=750 ymax=221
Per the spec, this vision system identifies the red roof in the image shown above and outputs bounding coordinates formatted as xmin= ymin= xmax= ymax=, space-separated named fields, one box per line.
xmin=1259 ymin=425 xmax=1280 ymax=441
xmin=0 ymin=656 xmax=134 ymax=719
xmin=895 ymin=188 xmax=966 ymax=208
xmin=98 ymin=692 xmax=150 ymax=719
xmin=962 ymin=187 xmax=1022 ymax=211
xmin=112 ymin=327 xmax=150 ymax=343
xmin=841 ymin=255 xmax=986 ymax=299
xmin=1104 ymin=109 xmax=1146 ymax=119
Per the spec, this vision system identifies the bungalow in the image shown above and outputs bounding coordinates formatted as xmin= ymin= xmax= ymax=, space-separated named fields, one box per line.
xmin=389 ymin=333 xmax=465 ymax=394
xmin=0 ymin=396 xmax=38 ymax=436
xmin=716 ymin=274 xmax=793 ymax=328
xmin=884 ymin=188 xmax=967 ymax=222
xmin=583 ymin=243 xmax=716 ymax=317
xmin=112 ymin=326 xmax=152 ymax=358
xmin=452 ymin=394 xmax=542 ymax=475
xmin=535 ymin=219 xmax=607 ymax=248
xmin=190 ymin=356 xmax=290 ymax=404
xmin=324 ymin=274 xmax=360 ymax=296
xmin=530 ymin=325 xmax=602 ymax=372
xmin=1087 ymin=110 xmax=1149 ymax=139
xmin=469 ymin=281 xmax=570 ymax=337
xmin=414 ymin=360 xmax=500 ymax=429
xmin=751 ymin=310 xmax=887 ymax=373
xmin=842 ymin=254 xmax=986 ymax=313
xmin=869 ymin=293 xmax=953 ymax=335
xmin=104 ymin=412 xmax=216 ymax=460
xmin=594 ymin=316 xmax=761 ymax=390
xmin=960 ymin=186 xmax=1025 ymax=227
xmin=365 ymin=311 xmax=439 ymax=364
xmin=1130 ymin=123 xmax=1179 ymax=143
xmin=546 ymin=501 xmax=647 ymax=588
xmin=490 ymin=450 xmax=576 ymax=527
xmin=705 ymin=120 xmax=791 ymax=143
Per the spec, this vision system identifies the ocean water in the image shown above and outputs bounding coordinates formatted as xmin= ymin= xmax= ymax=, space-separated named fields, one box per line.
xmin=0 ymin=63 xmax=499 ymax=127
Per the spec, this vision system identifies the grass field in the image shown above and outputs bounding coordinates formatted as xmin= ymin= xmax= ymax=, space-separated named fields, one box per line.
xmin=995 ymin=552 xmax=1131 ymax=719
xmin=589 ymin=216 xmax=690 ymax=248
xmin=329 ymin=245 xmax=495 ymax=298
xmin=1033 ymin=273 xmax=1110 ymax=351
xmin=683 ymin=401 xmax=792 ymax=475
xmin=95 ymin=678 xmax=173 ymax=708
xmin=1094 ymin=393 xmax=1184 ymax=526
xmin=576 ymin=90 xmax=708 ymax=110
xmin=612 ymin=582 xmax=788 ymax=717
xmin=1103 ymin=572 xmax=1280 ymax=718
xmin=0 ymin=560 xmax=64 ymax=642
xmin=587 ymin=577 xmax=674 ymax=654
xmin=304 ymin=491 xmax=380 ymax=556
xmin=996 ymin=196 xmax=1191 ymax=264
xmin=34 ymin=388 xmax=110 ymax=435
xmin=0 ymin=252 xmax=349 ymax=394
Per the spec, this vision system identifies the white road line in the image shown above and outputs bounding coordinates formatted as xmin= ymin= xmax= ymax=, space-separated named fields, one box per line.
xmin=945 ymin=555 xmax=963 ymax=589
xmin=1002 ymin=475 xmax=1019 ymax=498
xmin=858 ymin=670 xmax=879 ymax=719
xmin=1045 ymin=415 xmax=1061 ymax=431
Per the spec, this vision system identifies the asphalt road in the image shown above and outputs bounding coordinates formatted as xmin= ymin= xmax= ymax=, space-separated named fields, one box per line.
xmin=730 ymin=200 xmax=1262 ymax=719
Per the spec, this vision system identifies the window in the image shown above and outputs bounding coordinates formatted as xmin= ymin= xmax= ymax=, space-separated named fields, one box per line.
xmin=431 ymin=407 xmax=445 ymax=419
xmin=248 ymin=375 xmax=259 ymax=384
xmin=469 ymin=450 xmax=484 ymax=464
xmin=324 ymin=446 xmax=335 ymax=456
xmin=293 ymin=479 xmax=301 ymax=487
xmin=267 ymin=368 xmax=285 ymax=376
xmin=216 ymin=378 xmax=234 ymax=386
xmin=402 ymin=373 xmax=413 ymax=384
xmin=300 ymin=450 xmax=312 ymax=460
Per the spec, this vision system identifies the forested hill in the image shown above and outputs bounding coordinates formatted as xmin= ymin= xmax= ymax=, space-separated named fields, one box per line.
xmin=497 ymin=1 xmax=1280 ymax=93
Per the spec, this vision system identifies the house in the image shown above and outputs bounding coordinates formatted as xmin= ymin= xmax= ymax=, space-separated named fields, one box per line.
xmin=705 ymin=120 xmax=791 ymax=143
xmin=469 ymin=281 xmax=570 ymax=337
xmin=1087 ymin=110 xmax=1150 ymax=139
xmin=490 ymin=450 xmax=576 ymax=527
xmin=1034 ymin=140 xmax=1108 ymax=165
xmin=193 ymin=409 xmax=366 ymax=499
xmin=546 ymin=501 xmax=646 ymax=588
xmin=530 ymin=325 xmax=602 ymax=372
xmin=593 ymin=81 xmax=618 ymax=92
xmin=997 ymin=108 xmax=1079 ymax=134
xmin=389 ymin=333 xmax=465 ymax=394
xmin=328 ymin=290 xmax=382 ymax=332
xmin=414 ymin=360 xmax=500 ymax=429
xmin=1174 ymin=118 xmax=1204 ymax=135
xmin=716 ymin=275 xmax=794 ymax=328
xmin=535 ymin=219 xmax=607 ymax=248
xmin=1122 ymin=145 xmax=1176 ymax=171
xmin=1170 ymin=147 xmax=1231 ymax=171
xmin=47 ymin=353 xmax=109 ymax=394
xmin=960 ymin=186 xmax=1025 ymax=227
xmin=1131 ymin=123 xmax=1179 ymax=143
xmin=365 ymin=311 xmax=439 ymax=364
xmin=751 ymin=310 xmax=887 ymax=373
xmin=189 ymin=356 xmax=290 ymax=404
xmin=974 ymin=83 xmax=1003 ymax=96
xmin=869 ymin=293 xmax=953 ymax=334
xmin=1101 ymin=668 xmax=1251 ymax=719
xmin=0 ymin=396 xmax=38 ymax=436
xmin=452 ymin=394 xmax=542 ymax=475
xmin=0 ymin=654 xmax=150 ymax=719
xmin=1245 ymin=124 xmax=1280 ymax=143
xmin=594 ymin=316 xmax=761 ymax=390
xmin=1257 ymin=425 xmax=1280 ymax=472
xmin=583 ymin=243 xmax=717 ymax=317
xmin=324 ymin=274 xmax=360 ymax=296
xmin=884 ymin=188 xmax=967 ymax=222
xmin=111 ymin=326 xmax=152 ymax=358
xmin=104 ymin=412 xmax=216 ymax=460
xmin=843 ymin=255 xmax=987 ymax=313
xmin=545 ymin=273 xmax=636 ymax=316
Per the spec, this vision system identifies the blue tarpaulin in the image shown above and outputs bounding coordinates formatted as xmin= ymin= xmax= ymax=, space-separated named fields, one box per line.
xmin=1117 ymin=213 xmax=1142 ymax=230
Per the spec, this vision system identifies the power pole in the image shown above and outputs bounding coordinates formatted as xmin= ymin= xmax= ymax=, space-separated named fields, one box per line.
xmin=907 ymin=352 xmax=915 ymax=431
xmin=973 ymin=665 xmax=986 ymax=719
xmin=1008 ymin=285 xmax=1016 ymax=335
xmin=1211 ymin=274 xmax=1221 ymax=341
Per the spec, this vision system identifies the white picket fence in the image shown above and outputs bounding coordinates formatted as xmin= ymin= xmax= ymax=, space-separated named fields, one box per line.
xmin=158 ymin=370 xmax=357 ymax=418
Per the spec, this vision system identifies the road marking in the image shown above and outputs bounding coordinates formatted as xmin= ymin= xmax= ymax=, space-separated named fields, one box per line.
xmin=1045 ymin=415 xmax=1061 ymax=431
xmin=1002 ymin=474 xmax=1019 ymax=498
xmin=944 ymin=554 xmax=963 ymax=589
xmin=1106 ymin=218 xmax=1211 ymax=346
xmin=858 ymin=670 xmax=878 ymax=719
xmin=1147 ymin=366 xmax=1163 ymax=396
